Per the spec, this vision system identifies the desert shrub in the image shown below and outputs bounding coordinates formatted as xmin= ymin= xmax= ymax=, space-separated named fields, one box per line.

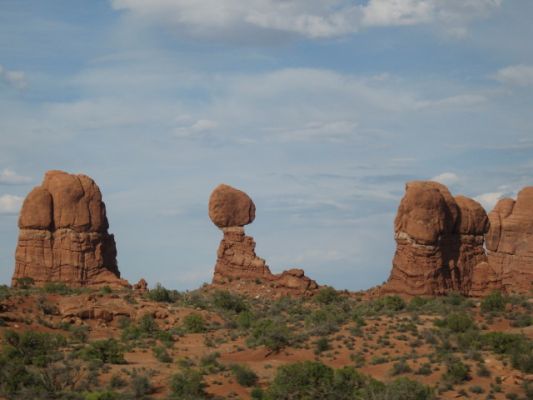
xmin=43 ymin=282 xmax=73 ymax=295
xmin=80 ymin=339 xmax=126 ymax=364
xmin=199 ymin=352 xmax=224 ymax=373
xmin=183 ymin=313 xmax=206 ymax=333
xmin=15 ymin=277 xmax=35 ymax=289
xmin=314 ymin=287 xmax=340 ymax=305
xmin=435 ymin=311 xmax=475 ymax=333
xmin=315 ymin=337 xmax=330 ymax=354
xmin=152 ymin=346 xmax=172 ymax=363
xmin=481 ymin=291 xmax=506 ymax=313
xmin=3 ymin=330 xmax=66 ymax=366
xmin=416 ymin=363 xmax=433 ymax=376
xmin=265 ymin=361 xmax=433 ymax=400
xmin=444 ymin=358 xmax=470 ymax=384
xmin=99 ymin=286 xmax=113 ymax=295
xmin=380 ymin=378 xmax=435 ymax=400
xmin=390 ymin=359 xmax=412 ymax=376
xmin=130 ymin=374 xmax=154 ymax=398
xmin=84 ymin=391 xmax=121 ymax=400
xmin=70 ymin=325 xmax=89 ymax=343
xmin=247 ymin=319 xmax=292 ymax=353
xmin=122 ymin=313 xmax=164 ymax=340
xmin=212 ymin=290 xmax=248 ymax=313
xmin=251 ymin=387 xmax=265 ymax=399
xmin=237 ymin=310 xmax=254 ymax=329
xmin=510 ymin=313 xmax=532 ymax=327
xmin=146 ymin=283 xmax=180 ymax=303
xmin=264 ymin=361 xmax=335 ymax=399
xmin=231 ymin=364 xmax=258 ymax=387
xmin=169 ymin=368 xmax=207 ymax=399
xmin=306 ymin=308 xmax=342 ymax=336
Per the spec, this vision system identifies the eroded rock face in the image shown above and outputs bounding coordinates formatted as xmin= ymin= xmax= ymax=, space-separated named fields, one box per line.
xmin=485 ymin=187 xmax=533 ymax=294
xmin=210 ymin=184 xmax=317 ymax=296
xmin=383 ymin=181 xmax=490 ymax=296
xmin=12 ymin=170 xmax=128 ymax=288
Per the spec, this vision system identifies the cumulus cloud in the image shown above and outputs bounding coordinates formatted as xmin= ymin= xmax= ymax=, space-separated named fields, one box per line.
xmin=110 ymin=0 xmax=502 ymax=40
xmin=494 ymin=65 xmax=533 ymax=86
xmin=474 ymin=191 xmax=504 ymax=211
xmin=0 ymin=194 xmax=23 ymax=215
xmin=431 ymin=172 xmax=460 ymax=185
xmin=0 ymin=169 xmax=32 ymax=185
xmin=0 ymin=64 xmax=27 ymax=89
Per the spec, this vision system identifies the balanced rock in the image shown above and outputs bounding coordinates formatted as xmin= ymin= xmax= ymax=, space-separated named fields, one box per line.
xmin=485 ymin=187 xmax=533 ymax=294
xmin=383 ymin=181 xmax=490 ymax=296
xmin=210 ymin=184 xmax=317 ymax=295
xmin=209 ymin=184 xmax=255 ymax=228
xmin=12 ymin=170 xmax=128 ymax=288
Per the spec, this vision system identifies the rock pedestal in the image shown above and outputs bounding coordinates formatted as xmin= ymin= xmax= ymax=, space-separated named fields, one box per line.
xmin=209 ymin=184 xmax=318 ymax=295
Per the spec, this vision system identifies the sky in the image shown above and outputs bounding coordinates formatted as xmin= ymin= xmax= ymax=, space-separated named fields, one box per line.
xmin=0 ymin=0 xmax=532 ymax=290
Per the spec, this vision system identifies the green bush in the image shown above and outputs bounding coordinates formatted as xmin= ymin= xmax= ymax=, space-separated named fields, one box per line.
xmin=42 ymin=282 xmax=73 ymax=295
xmin=390 ymin=359 xmax=412 ymax=376
xmin=481 ymin=291 xmax=506 ymax=313
xmin=170 ymin=368 xmax=207 ymax=399
xmin=315 ymin=337 xmax=330 ymax=354
xmin=314 ymin=287 xmax=340 ymax=305
xmin=381 ymin=377 xmax=435 ymax=400
xmin=146 ymin=283 xmax=181 ymax=303
xmin=247 ymin=319 xmax=291 ymax=353
xmin=231 ymin=364 xmax=258 ymax=387
xmin=183 ymin=313 xmax=206 ymax=333
xmin=435 ymin=312 xmax=475 ymax=333
xmin=153 ymin=346 xmax=172 ymax=363
xmin=212 ymin=290 xmax=248 ymax=313
xmin=3 ymin=330 xmax=66 ymax=366
xmin=15 ymin=277 xmax=35 ymax=289
xmin=444 ymin=358 xmax=470 ymax=384
xmin=80 ymin=339 xmax=126 ymax=364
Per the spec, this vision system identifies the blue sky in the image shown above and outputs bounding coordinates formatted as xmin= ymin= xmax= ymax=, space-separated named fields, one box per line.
xmin=1 ymin=0 xmax=532 ymax=290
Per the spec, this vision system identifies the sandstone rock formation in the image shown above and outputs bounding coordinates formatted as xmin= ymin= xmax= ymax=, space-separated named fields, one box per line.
xmin=12 ymin=170 xmax=128 ymax=288
xmin=383 ymin=181 xmax=490 ymax=296
xmin=209 ymin=184 xmax=318 ymax=296
xmin=485 ymin=187 xmax=533 ymax=294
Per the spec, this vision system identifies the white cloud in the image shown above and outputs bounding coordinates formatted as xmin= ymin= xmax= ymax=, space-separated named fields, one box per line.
xmin=110 ymin=0 xmax=502 ymax=40
xmin=474 ymin=191 xmax=504 ymax=211
xmin=0 ymin=194 xmax=23 ymax=215
xmin=415 ymin=94 xmax=487 ymax=109
xmin=0 ymin=64 xmax=27 ymax=89
xmin=0 ymin=169 xmax=32 ymax=185
xmin=431 ymin=172 xmax=460 ymax=185
xmin=175 ymin=118 xmax=218 ymax=138
xmin=494 ymin=65 xmax=533 ymax=86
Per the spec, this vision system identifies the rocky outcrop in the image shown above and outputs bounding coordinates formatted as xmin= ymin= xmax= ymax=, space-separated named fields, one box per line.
xmin=383 ymin=181 xmax=490 ymax=296
xmin=209 ymin=184 xmax=318 ymax=296
xmin=485 ymin=187 xmax=533 ymax=294
xmin=12 ymin=170 xmax=128 ymax=288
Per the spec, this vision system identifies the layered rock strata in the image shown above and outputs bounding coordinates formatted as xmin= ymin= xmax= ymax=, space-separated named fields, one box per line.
xmin=485 ymin=187 xmax=533 ymax=294
xmin=12 ymin=170 xmax=128 ymax=288
xmin=209 ymin=184 xmax=318 ymax=295
xmin=383 ymin=181 xmax=490 ymax=296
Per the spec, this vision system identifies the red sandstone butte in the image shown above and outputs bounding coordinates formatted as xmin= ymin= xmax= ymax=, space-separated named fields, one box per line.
xmin=209 ymin=184 xmax=317 ymax=295
xmin=383 ymin=181 xmax=491 ymax=296
xmin=485 ymin=187 xmax=533 ymax=294
xmin=12 ymin=170 xmax=128 ymax=288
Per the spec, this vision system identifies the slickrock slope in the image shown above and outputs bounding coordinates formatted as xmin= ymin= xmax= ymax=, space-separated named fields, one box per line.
xmin=383 ymin=181 xmax=490 ymax=296
xmin=209 ymin=184 xmax=318 ymax=296
xmin=485 ymin=187 xmax=533 ymax=294
xmin=12 ymin=170 xmax=128 ymax=288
